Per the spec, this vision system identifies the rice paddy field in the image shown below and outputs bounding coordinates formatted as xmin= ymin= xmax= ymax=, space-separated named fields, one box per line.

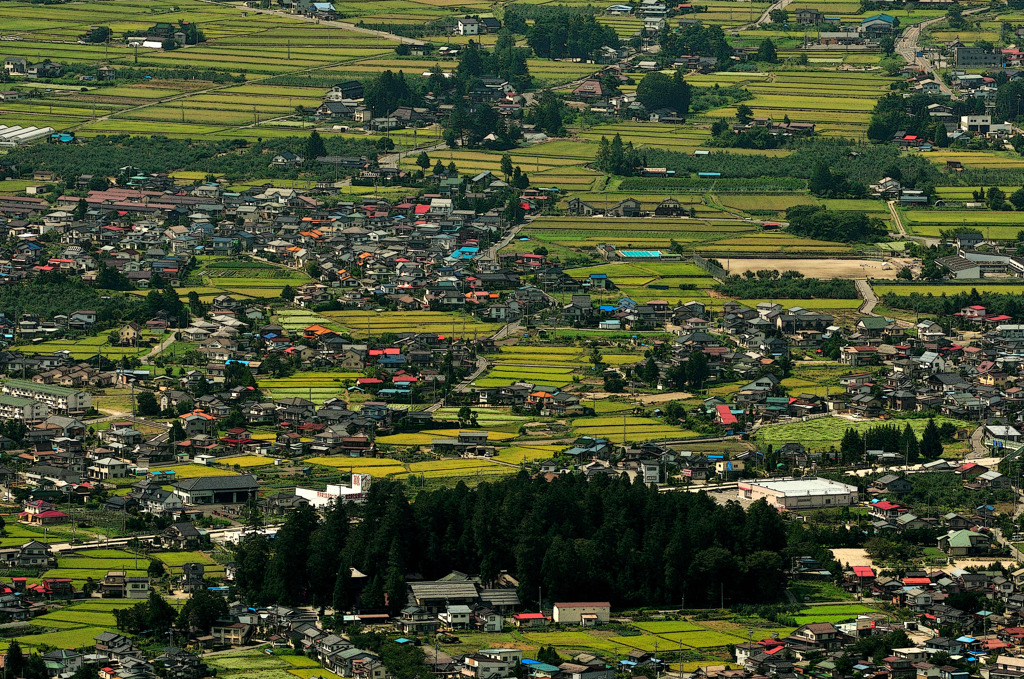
xmin=780 ymin=361 xmax=855 ymax=397
xmin=792 ymin=604 xmax=877 ymax=625
xmin=307 ymin=456 xmax=408 ymax=477
xmin=306 ymin=453 xmax=516 ymax=480
xmin=473 ymin=344 xmax=645 ymax=389
xmin=209 ymin=648 xmax=344 ymax=679
xmin=0 ymin=0 xmax=609 ymax=138
xmin=900 ymin=208 xmax=1024 ymax=240
xmin=42 ymin=548 xmax=148 ymax=586
xmin=677 ymin=70 xmax=897 ymax=138
xmin=492 ymin=444 xmax=564 ymax=464
xmin=430 ymin=407 xmax=532 ymax=427
xmin=217 ymin=455 xmax=276 ymax=468
xmin=572 ymin=415 xmax=699 ymax=444
xmin=321 ymin=310 xmax=496 ymax=338
xmin=515 ymin=216 xmax=858 ymax=262
xmin=258 ymin=372 xmax=363 ymax=402
xmin=376 ymin=428 xmax=518 ymax=445
xmin=872 ymin=283 xmax=1024 ymax=296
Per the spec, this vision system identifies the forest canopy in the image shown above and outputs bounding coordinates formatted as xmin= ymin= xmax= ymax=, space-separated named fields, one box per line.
xmin=232 ymin=473 xmax=791 ymax=611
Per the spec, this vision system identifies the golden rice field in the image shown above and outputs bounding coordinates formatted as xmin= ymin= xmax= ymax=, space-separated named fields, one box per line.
xmin=376 ymin=429 xmax=519 ymax=446
xmin=216 ymin=456 xmax=275 ymax=468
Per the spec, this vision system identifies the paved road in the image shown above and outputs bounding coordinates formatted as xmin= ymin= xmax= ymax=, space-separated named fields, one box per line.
xmin=484 ymin=221 xmax=528 ymax=263
xmin=855 ymin=279 xmax=878 ymax=315
xmin=491 ymin=320 xmax=521 ymax=342
xmin=425 ymin=356 xmax=490 ymax=412
xmin=854 ymin=279 xmax=913 ymax=329
xmin=203 ymin=1 xmax=424 ymax=45
xmin=896 ymin=9 xmax=986 ymax=94
xmin=895 ymin=19 xmax=951 ymax=94
xmin=145 ymin=333 xmax=176 ymax=361
xmin=742 ymin=0 xmax=795 ymax=29
xmin=48 ymin=526 xmax=239 ymax=553
xmin=378 ymin=140 xmax=448 ymax=170
xmin=970 ymin=425 xmax=988 ymax=458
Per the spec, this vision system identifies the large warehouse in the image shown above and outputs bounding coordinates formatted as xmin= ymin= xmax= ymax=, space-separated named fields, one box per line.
xmin=738 ymin=477 xmax=859 ymax=510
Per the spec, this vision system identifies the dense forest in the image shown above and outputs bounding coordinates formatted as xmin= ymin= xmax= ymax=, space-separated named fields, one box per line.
xmin=1 ymin=135 xmax=377 ymax=183
xmin=503 ymin=6 xmax=620 ymax=60
xmin=658 ymin=23 xmax=734 ymax=64
xmin=718 ymin=271 xmax=859 ymax=299
xmin=0 ymin=272 xmax=155 ymax=326
xmin=232 ymin=473 xmax=791 ymax=612
xmin=785 ymin=205 xmax=887 ymax=243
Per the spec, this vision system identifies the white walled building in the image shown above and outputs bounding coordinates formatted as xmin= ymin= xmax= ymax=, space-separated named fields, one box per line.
xmin=737 ymin=477 xmax=859 ymax=510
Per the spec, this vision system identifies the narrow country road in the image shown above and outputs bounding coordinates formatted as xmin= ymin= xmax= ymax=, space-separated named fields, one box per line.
xmin=145 ymin=333 xmax=176 ymax=360
xmin=895 ymin=18 xmax=953 ymax=96
xmin=378 ymin=140 xmax=448 ymax=170
xmin=483 ymin=220 xmax=529 ymax=263
xmin=855 ymin=279 xmax=914 ymax=329
xmin=198 ymin=0 xmax=424 ymax=45
xmin=741 ymin=0 xmax=795 ymax=29
xmin=855 ymin=279 xmax=878 ymax=315
xmin=970 ymin=425 xmax=988 ymax=458
xmin=895 ymin=7 xmax=987 ymax=95
xmin=887 ymin=200 xmax=907 ymax=238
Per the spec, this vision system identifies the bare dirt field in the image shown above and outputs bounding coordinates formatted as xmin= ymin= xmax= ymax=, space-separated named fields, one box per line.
xmin=724 ymin=258 xmax=914 ymax=279
xmin=831 ymin=547 xmax=1012 ymax=572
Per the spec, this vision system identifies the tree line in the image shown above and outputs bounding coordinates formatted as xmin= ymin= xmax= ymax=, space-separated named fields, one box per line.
xmin=232 ymin=473 xmax=792 ymax=611
xmin=838 ymin=420 xmax=943 ymax=464
xmin=719 ymin=270 xmax=859 ymax=299
xmin=645 ymin=138 xmax=943 ymax=190
xmin=881 ymin=288 xmax=1024 ymax=319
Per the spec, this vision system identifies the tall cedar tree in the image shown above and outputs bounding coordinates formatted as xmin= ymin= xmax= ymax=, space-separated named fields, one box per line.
xmin=921 ymin=418 xmax=943 ymax=459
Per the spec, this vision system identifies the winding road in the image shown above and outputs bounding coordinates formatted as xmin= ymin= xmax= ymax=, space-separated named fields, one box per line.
xmin=741 ymin=0 xmax=795 ymax=29
xmin=895 ymin=8 xmax=987 ymax=94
